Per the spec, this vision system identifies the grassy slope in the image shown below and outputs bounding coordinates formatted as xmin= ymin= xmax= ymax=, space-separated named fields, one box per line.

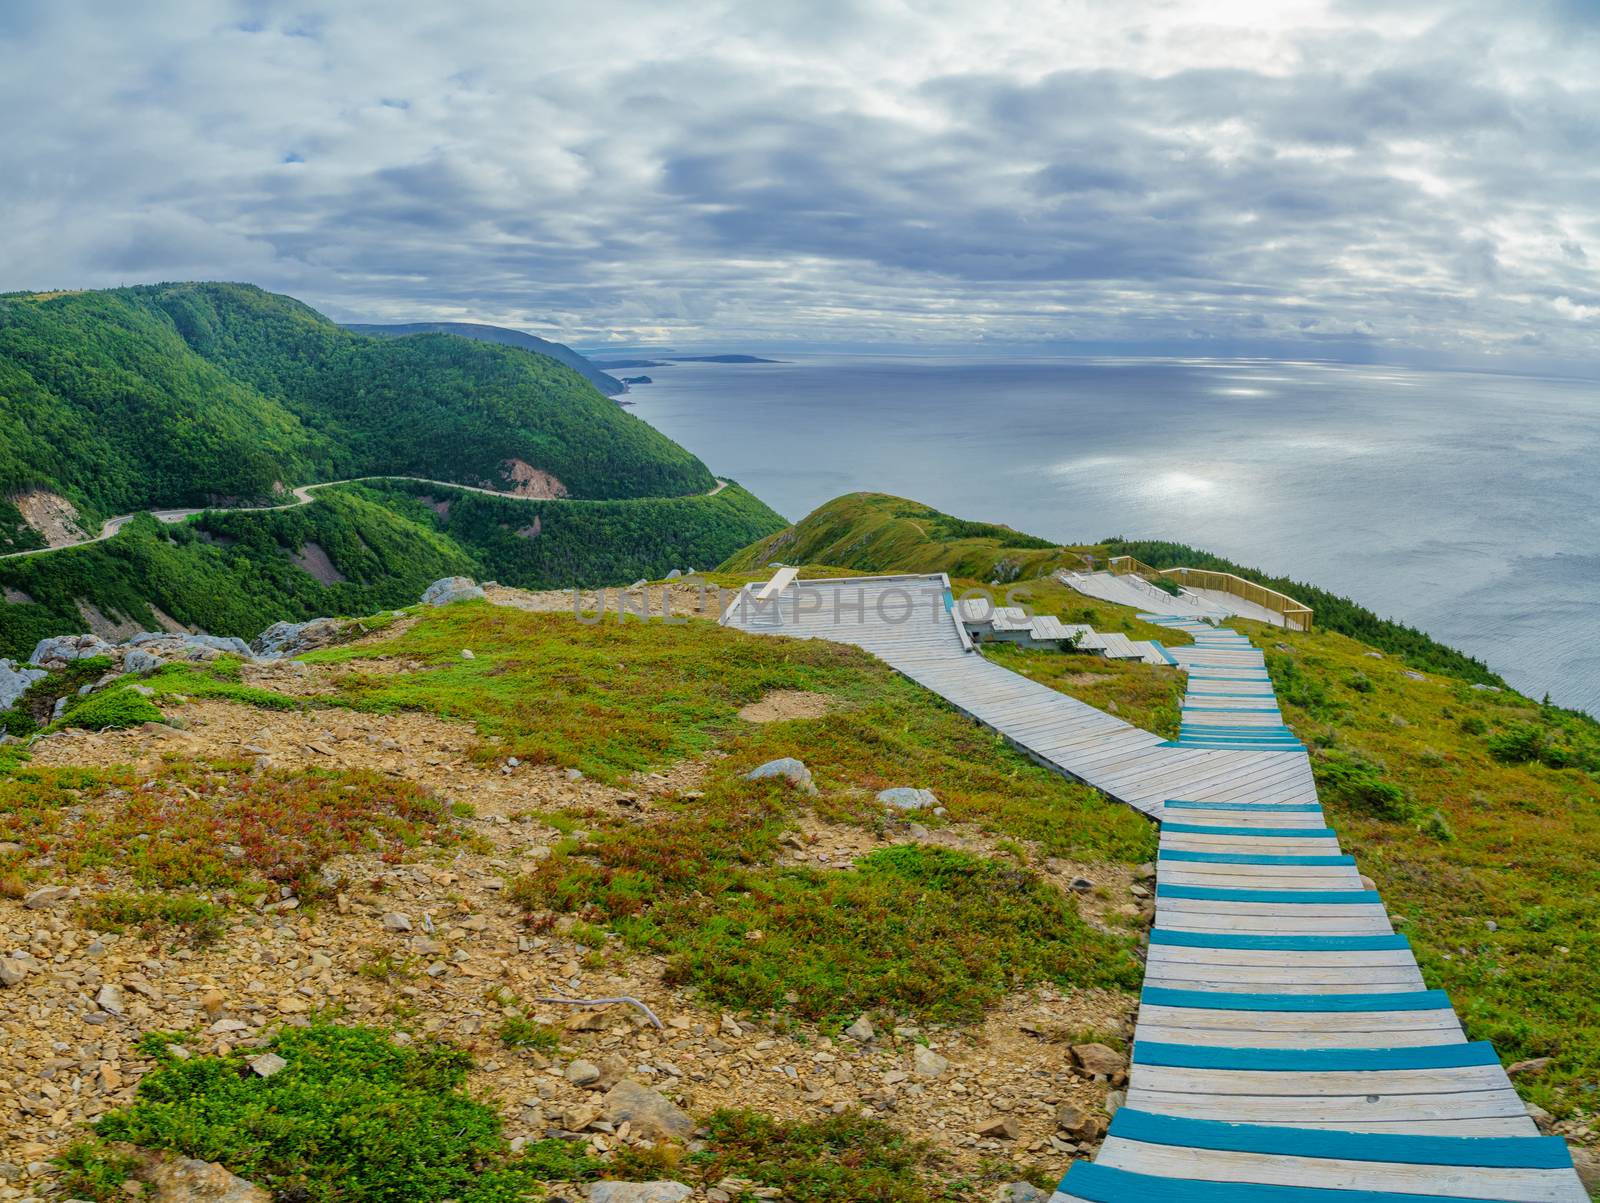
xmin=0 ymin=483 xmax=784 ymax=660
xmin=305 ymin=602 xmax=1155 ymax=1022
xmin=720 ymin=492 xmax=1084 ymax=581
xmin=0 ymin=283 xmax=715 ymax=520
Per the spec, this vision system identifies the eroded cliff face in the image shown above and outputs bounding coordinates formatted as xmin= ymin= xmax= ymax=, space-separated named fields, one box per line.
xmin=10 ymin=488 xmax=89 ymax=547
xmin=499 ymin=459 xmax=569 ymax=499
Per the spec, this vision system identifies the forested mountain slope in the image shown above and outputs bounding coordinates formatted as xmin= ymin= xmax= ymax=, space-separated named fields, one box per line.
xmin=344 ymin=321 xmax=625 ymax=397
xmin=0 ymin=482 xmax=781 ymax=659
xmin=0 ymin=283 xmax=714 ymax=529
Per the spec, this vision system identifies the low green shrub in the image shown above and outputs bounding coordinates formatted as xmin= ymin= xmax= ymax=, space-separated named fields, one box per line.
xmin=86 ymin=1023 xmax=562 ymax=1203
xmin=673 ymin=1109 xmax=945 ymax=1202
xmin=497 ymin=1014 xmax=560 ymax=1052
xmin=1314 ymin=750 xmax=1416 ymax=821
xmin=60 ymin=686 xmax=164 ymax=731
xmin=80 ymin=892 xmax=226 ymax=944
xmin=1486 ymin=722 xmax=1546 ymax=764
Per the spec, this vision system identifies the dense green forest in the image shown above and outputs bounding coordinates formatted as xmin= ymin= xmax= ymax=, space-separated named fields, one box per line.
xmin=344 ymin=321 xmax=624 ymax=396
xmin=0 ymin=283 xmax=715 ymax=525
xmin=0 ymin=483 xmax=783 ymax=658
xmin=1103 ymin=538 xmax=1503 ymax=684
xmin=362 ymin=479 xmax=783 ymax=587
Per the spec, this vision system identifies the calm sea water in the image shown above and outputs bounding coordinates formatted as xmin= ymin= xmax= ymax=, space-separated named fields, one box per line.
xmin=624 ymin=354 xmax=1600 ymax=715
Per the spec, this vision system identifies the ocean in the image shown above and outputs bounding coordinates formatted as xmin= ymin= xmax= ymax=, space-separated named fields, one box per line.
xmin=622 ymin=354 xmax=1600 ymax=715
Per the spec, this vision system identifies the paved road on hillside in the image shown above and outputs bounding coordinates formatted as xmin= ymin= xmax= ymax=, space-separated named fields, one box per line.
xmin=1 ymin=476 xmax=730 ymax=563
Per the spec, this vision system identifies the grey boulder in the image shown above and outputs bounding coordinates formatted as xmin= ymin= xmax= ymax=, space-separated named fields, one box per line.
xmin=29 ymin=633 xmax=115 ymax=668
xmin=251 ymin=617 xmax=348 ymax=659
xmin=121 ymin=649 xmax=165 ymax=675
xmin=139 ymin=1156 xmax=270 ymax=1203
xmin=587 ymin=1185 xmax=692 ymax=1203
xmin=878 ymin=787 xmax=937 ymax=811
xmin=600 ymin=1079 xmax=695 ymax=1140
xmin=742 ymin=756 xmax=817 ymax=794
xmin=421 ymin=577 xmax=485 ymax=606
xmin=1 ymin=659 xmax=47 ymax=710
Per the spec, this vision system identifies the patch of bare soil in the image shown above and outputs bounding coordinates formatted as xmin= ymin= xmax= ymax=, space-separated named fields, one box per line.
xmin=10 ymin=488 xmax=88 ymax=547
xmin=737 ymin=690 xmax=834 ymax=724
xmin=3 ymin=587 xmax=32 ymax=604
xmin=485 ymin=582 xmax=732 ymax=621
xmin=500 ymin=459 xmax=569 ymax=499
xmin=75 ymin=600 xmax=146 ymax=643
xmin=289 ymin=541 xmax=347 ymax=584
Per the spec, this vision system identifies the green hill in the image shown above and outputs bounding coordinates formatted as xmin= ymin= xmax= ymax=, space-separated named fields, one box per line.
xmin=720 ymin=491 xmax=1079 ymax=581
xmin=723 ymin=492 xmax=1498 ymax=685
xmin=0 ymin=283 xmax=715 ymax=528
xmin=344 ymin=321 xmax=625 ymax=397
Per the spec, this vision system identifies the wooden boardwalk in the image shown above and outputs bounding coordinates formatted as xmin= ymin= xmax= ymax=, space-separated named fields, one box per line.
xmin=723 ymin=573 xmax=1585 ymax=1201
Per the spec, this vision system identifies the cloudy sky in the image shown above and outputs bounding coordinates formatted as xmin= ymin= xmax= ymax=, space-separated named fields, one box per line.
xmin=2 ymin=1 xmax=1597 ymax=364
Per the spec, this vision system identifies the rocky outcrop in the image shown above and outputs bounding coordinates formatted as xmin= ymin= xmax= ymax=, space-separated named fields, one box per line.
xmin=26 ymin=630 xmax=257 ymax=681
xmin=1 ymin=659 xmax=47 ymax=710
xmin=251 ymin=617 xmax=351 ymax=659
xmin=421 ymin=577 xmax=486 ymax=606
xmin=29 ymin=634 xmax=116 ymax=668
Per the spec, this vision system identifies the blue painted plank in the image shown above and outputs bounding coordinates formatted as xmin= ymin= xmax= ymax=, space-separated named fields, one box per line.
xmin=1149 ymin=929 xmax=1410 ymax=951
xmin=1158 ymin=849 xmax=1352 ymax=866
xmin=1174 ymin=741 xmax=1304 ymax=750
xmin=1058 ymin=1162 xmax=1504 ymax=1202
xmin=1158 ymin=885 xmax=1380 ymax=904
xmin=1132 ymin=1040 xmax=1500 ymax=1071
xmin=1148 ymin=640 xmax=1179 ymax=665
xmin=1179 ymin=719 xmax=1296 ymax=727
xmin=1177 ymin=728 xmax=1300 ymax=738
xmin=1163 ymin=823 xmax=1336 ymax=838
xmin=1178 ymin=735 xmax=1300 ymax=743
xmin=1140 ymin=986 xmax=1450 ymax=1011
xmin=1106 ymin=1109 xmax=1574 ymax=1169
xmin=1175 ymin=739 xmax=1303 ymax=748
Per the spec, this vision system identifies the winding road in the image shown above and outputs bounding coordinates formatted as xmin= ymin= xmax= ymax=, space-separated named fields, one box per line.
xmin=1 ymin=475 xmax=730 ymax=563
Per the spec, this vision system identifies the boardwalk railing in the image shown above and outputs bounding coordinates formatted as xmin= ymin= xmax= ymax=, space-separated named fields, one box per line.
xmin=1108 ymin=557 xmax=1314 ymax=632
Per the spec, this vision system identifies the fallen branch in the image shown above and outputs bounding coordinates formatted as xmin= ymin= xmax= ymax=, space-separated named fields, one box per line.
xmin=531 ymin=994 xmax=664 ymax=1029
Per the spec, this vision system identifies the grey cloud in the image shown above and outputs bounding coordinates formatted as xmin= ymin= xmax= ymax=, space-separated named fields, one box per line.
xmin=0 ymin=0 xmax=1596 ymax=366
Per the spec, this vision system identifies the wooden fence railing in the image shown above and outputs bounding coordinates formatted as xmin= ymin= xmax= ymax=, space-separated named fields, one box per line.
xmin=1107 ymin=556 xmax=1313 ymax=632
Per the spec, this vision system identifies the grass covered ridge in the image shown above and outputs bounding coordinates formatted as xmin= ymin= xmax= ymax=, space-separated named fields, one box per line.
xmin=719 ymin=492 xmax=1505 ymax=688
xmin=720 ymin=492 xmax=1085 ymax=582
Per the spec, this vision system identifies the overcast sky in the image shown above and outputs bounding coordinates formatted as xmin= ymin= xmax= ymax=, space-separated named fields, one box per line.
xmin=2 ymin=1 xmax=1597 ymax=364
